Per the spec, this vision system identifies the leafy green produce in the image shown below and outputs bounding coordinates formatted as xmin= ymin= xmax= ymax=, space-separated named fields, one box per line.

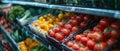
xmin=7 ymin=6 xmax=25 ymax=20
xmin=39 ymin=46 xmax=49 ymax=51
xmin=32 ymin=46 xmax=41 ymax=51
xmin=32 ymin=47 xmax=39 ymax=51
xmin=10 ymin=29 xmax=27 ymax=43
xmin=19 ymin=10 xmax=31 ymax=22
xmin=32 ymin=45 xmax=49 ymax=51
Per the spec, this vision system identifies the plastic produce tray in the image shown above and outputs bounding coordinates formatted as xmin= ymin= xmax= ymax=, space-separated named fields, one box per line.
xmin=28 ymin=15 xmax=70 ymax=38
xmin=61 ymin=19 xmax=99 ymax=51
xmin=61 ymin=19 xmax=120 ymax=51
xmin=46 ymin=16 xmax=100 ymax=50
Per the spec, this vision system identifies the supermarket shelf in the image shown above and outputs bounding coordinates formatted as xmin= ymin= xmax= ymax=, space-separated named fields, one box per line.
xmin=0 ymin=26 xmax=19 ymax=51
xmin=1 ymin=0 xmax=120 ymax=19
xmin=26 ymin=26 xmax=61 ymax=51
xmin=14 ymin=18 xmax=60 ymax=51
xmin=32 ymin=34 xmax=60 ymax=51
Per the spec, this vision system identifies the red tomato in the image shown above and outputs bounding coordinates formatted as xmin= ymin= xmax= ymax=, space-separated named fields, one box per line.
xmin=78 ymin=47 xmax=87 ymax=51
xmin=80 ymin=22 xmax=86 ymax=28
xmin=67 ymin=41 xmax=74 ymax=47
xmin=94 ymin=42 xmax=108 ymax=51
xmin=87 ymin=40 xmax=96 ymax=50
xmin=0 ymin=22 xmax=2 ymax=25
xmin=54 ymin=28 xmax=61 ymax=33
xmin=107 ymin=37 xmax=116 ymax=45
xmin=49 ymin=30 xmax=55 ymax=37
xmin=58 ymin=22 xmax=64 ymax=27
xmin=100 ymin=34 xmax=107 ymax=42
xmin=72 ymin=26 xmax=79 ymax=32
xmin=77 ymin=16 xmax=83 ymax=22
xmin=101 ymin=42 xmax=108 ymax=49
xmin=92 ymin=32 xmax=103 ymax=42
xmin=111 ymin=29 xmax=120 ymax=39
xmin=70 ymin=19 xmax=78 ymax=26
xmin=64 ymin=24 xmax=72 ymax=30
xmin=93 ymin=26 xmax=102 ymax=32
xmin=99 ymin=18 xmax=110 ymax=28
xmin=87 ymin=32 xmax=94 ymax=39
xmin=84 ymin=15 xmax=89 ymax=21
xmin=81 ymin=37 xmax=89 ymax=46
xmin=61 ymin=29 xmax=70 ymax=36
xmin=55 ymin=33 xmax=64 ymax=41
xmin=72 ymin=43 xmax=79 ymax=50
xmin=111 ymin=22 xmax=120 ymax=29
xmin=97 ymin=24 xmax=106 ymax=31
xmin=103 ymin=27 xmax=112 ymax=39
xmin=75 ymin=35 xmax=81 ymax=42
xmin=71 ymin=16 xmax=76 ymax=20
xmin=83 ymin=29 xmax=91 ymax=37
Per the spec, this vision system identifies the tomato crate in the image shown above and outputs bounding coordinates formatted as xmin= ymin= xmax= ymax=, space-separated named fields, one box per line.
xmin=46 ymin=34 xmax=63 ymax=50
xmin=46 ymin=15 xmax=101 ymax=50
xmin=28 ymin=16 xmax=48 ymax=38
xmin=61 ymin=20 xmax=99 ymax=51
xmin=28 ymin=13 xmax=70 ymax=38
xmin=17 ymin=35 xmax=50 ymax=51
xmin=62 ymin=18 xmax=120 ymax=51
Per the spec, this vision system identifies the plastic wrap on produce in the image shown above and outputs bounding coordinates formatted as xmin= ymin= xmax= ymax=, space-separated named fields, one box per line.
xmin=29 ymin=24 xmax=47 ymax=38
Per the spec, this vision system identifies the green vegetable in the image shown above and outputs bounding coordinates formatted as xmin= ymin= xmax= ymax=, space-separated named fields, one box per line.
xmin=32 ymin=48 xmax=39 ymax=51
xmin=14 ymin=30 xmax=19 ymax=42
xmin=19 ymin=10 xmax=31 ymax=22
xmin=39 ymin=46 xmax=49 ymax=51
xmin=32 ymin=46 xmax=41 ymax=51
xmin=7 ymin=6 xmax=25 ymax=20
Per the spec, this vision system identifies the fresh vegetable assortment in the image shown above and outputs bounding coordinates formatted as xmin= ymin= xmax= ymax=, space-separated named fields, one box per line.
xmin=10 ymin=29 xmax=27 ymax=43
xmin=0 ymin=16 xmax=27 ymax=43
xmin=48 ymin=14 xmax=94 ymax=41
xmin=32 ymin=12 xmax=71 ymax=34
xmin=2 ymin=5 xmax=120 ymax=51
xmin=0 ymin=32 xmax=13 ymax=51
xmin=6 ymin=6 xmax=25 ymax=21
xmin=65 ymin=18 xmax=120 ymax=51
xmin=19 ymin=38 xmax=49 ymax=51
xmin=6 ymin=6 xmax=33 ymax=22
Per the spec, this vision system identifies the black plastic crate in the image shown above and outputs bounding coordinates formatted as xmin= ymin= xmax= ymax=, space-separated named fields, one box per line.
xmin=61 ymin=21 xmax=99 ymax=51
xmin=61 ymin=18 xmax=120 ymax=51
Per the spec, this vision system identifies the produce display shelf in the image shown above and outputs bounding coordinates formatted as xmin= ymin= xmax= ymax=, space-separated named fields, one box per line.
xmin=27 ymin=25 xmax=61 ymax=51
xmin=1 ymin=0 xmax=120 ymax=19
xmin=15 ymin=17 xmax=60 ymax=51
xmin=0 ymin=26 xmax=19 ymax=51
